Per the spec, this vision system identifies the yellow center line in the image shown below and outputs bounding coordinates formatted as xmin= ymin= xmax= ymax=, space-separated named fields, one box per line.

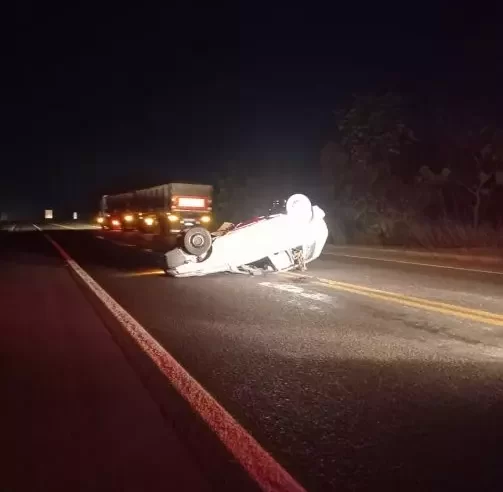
xmin=283 ymin=272 xmax=503 ymax=326
xmin=119 ymin=269 xmax=165 ymax=277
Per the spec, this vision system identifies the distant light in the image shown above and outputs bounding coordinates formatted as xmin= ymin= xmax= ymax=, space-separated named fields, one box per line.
xmin=97 ymin=217 xmax=104 ymax=224
xmin=124 ymin=214 xmax=134 ymax=222
xmin=144 ymin=217 xmax=154 ymax=226
xmin=44 ymin=209 xmax=53 ymax=219
xmin=73 ymin=212 xmax=78 ymax=220
xmin=111 ymin=219 xmax=120 ymax=226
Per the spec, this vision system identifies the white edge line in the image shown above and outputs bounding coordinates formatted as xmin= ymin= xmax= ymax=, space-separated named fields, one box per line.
xmin=32 ymin=224 xmax=41 ymax=231
xmin=43 ymin=233 xmax=305 ymax=492
xmin=10 ymin=224 xmax=17 ymax=232
xmin=324 ymin=251 xmax=503 ymax=276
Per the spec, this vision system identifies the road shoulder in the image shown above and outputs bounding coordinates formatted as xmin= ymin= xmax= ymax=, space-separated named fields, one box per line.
xmin=1 ymin=232 xmax=210 ymax=492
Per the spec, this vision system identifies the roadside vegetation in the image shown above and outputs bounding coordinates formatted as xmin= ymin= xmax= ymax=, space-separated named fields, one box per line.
xmin=216 ymin=92 xmax=503 ymax=248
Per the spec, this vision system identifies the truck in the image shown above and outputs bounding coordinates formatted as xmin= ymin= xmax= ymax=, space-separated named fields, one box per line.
xmin=97 ymin=183 xmax=213 ymax=235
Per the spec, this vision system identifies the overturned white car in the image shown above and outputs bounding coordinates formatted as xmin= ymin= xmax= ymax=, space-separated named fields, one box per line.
xmin=164 ymin=194 xmax=328 ymax=277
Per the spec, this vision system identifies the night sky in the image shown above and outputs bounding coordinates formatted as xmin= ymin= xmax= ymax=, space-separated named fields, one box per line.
xmin=2 ymin=3 xmax=502 ymax=218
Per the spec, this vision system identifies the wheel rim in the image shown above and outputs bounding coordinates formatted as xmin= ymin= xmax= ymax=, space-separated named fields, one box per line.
xmin=191 ymin=234 xmax=204 ymax=248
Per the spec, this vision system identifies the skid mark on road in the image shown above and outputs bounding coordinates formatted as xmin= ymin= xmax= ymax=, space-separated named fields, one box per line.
xmin=259 ymin=281 xmax=333 ymax=306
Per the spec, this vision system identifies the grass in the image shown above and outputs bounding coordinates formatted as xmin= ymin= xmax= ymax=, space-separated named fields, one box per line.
xmin=407 ymin=220 xmax=503 ymax=249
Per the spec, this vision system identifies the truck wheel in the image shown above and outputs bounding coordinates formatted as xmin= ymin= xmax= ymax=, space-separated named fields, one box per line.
xmin=183 ymin=227 xmax=212 ymax=256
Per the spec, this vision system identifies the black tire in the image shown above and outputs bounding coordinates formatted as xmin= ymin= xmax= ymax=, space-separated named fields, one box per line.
xmin=286 ymin=194 xmax=312 ymax=222
xmin=183 ymin=227 xmax=212 ymax=256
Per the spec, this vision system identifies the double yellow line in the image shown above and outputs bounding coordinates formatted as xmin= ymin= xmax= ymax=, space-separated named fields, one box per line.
xmin=284 ymin=272 xmax=503 ymax=327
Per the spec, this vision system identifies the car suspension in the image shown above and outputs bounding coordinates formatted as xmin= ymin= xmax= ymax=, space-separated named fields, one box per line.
xmin=292 ymin=248 xmax=306 ymax=271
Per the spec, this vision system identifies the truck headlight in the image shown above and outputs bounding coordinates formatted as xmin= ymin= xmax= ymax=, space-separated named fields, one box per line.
xmin=167 ymin=214 xmax=179 ymax=222
xmin=200 ymin=215 xmax=211 ymax=223
xmin=144 ymin=217 xmax=154 ymax=226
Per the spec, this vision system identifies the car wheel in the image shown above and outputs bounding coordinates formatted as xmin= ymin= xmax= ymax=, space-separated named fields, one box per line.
xmin=286 ymin=194 xmax=313 ymax=222
xmin=183 ymin=227 xmax=212 ymax=256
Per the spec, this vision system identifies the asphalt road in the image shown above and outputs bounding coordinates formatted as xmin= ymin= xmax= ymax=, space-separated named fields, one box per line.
xmin=3 ymin=222 xmax=503 ymax=491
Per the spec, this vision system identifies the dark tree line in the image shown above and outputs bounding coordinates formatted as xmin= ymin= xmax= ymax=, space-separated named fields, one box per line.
xmin=216 ymin=92 xmax=503 ymax=247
